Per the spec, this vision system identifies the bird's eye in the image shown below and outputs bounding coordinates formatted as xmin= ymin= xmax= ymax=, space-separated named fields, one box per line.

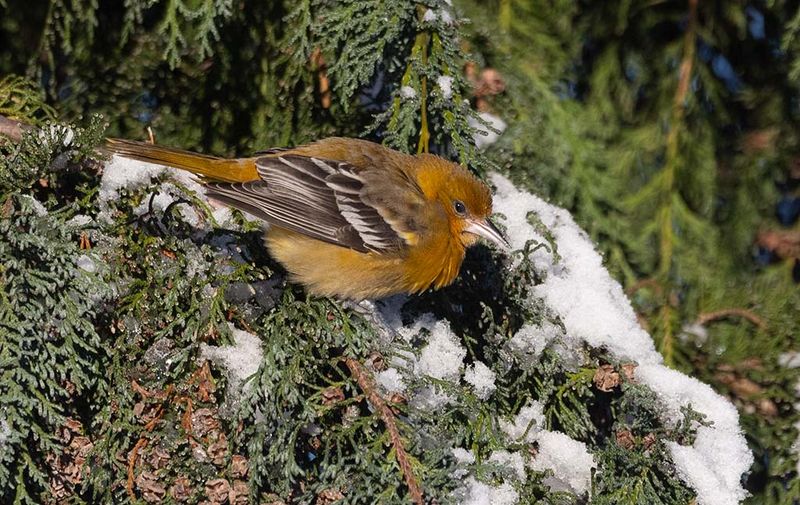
xmin=453 ymin=200 xmax=466 ymax=216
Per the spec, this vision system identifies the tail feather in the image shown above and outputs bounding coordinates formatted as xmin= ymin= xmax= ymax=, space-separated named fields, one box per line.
xmin=104 ymin=138 xmax=258 ymax=183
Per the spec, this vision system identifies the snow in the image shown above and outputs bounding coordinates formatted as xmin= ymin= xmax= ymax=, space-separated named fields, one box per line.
xmin=400 ymin=85 xmax=417 ymax=99
xmin=100 ymin=155 xmax=167 ymax=204
xmin=636 ymin=364 xmax=753 ymax=505
xmin=100 ymin=154 xmax=206 ymax=225
xmin=200 ymin=323 xmax=263 ymax=395
xmin=452 ymin=447 xmax=476 ymax=465
xmin=414 ymin=319 xmax=465 ymax=381
xmin=469 ymin=112 xmax=507 ymax=149
xmin=22 ymin=195 xmax=47 ymax=215
xmin=489 ymin=172 xmax=752 ymax=503
xmin=500 ymin=401 xmax=546 ymax=442
xmin=66 ymin=214 xmax=93 ymax=227
xmin=779 ymin=351 xmax=800 ymax=368
xmin=507 ymin=322 xmax=560 ymax=359
xmin=499 ymin=403 xmax=593 ymax=496
xmin=461 ymin=477 xmax=519 ymax=505
xmin=439 ymin=9 xmax=454 ymax=24
xmin=490 ymin=173 xmax=662 ymax=365
xmin=76 ymin=254 xmax=96 ymax=273
xmin=404 ymin=318 xmax=466 ymax=408
xmin=530 ymin=431 xmax=595 ymax=495
xmin=437 ymin=75 xmax=454 ymax=99
xmin=489 ymin=450 xmax=526 ymax=481
xmin=463 ymin=361 xmax=496 ymax=399
xmin=375 ymin=368 xmax=406 ymax=393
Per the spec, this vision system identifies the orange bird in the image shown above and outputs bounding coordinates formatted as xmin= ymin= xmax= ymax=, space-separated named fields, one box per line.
xmin=106 ymin=137 xmax=508 ymax=300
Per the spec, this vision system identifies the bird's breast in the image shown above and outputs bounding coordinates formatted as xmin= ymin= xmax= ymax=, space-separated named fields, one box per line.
xmin=265 ymin=226 xmax=465 ymax=299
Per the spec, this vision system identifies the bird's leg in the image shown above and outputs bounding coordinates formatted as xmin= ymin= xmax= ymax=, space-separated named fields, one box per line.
xmin=342 ymin=299 xmax=398 ymax=342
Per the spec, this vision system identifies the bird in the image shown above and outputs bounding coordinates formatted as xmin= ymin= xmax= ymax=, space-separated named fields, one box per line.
xmin=106 ymin=137 xmax=508 ymax=300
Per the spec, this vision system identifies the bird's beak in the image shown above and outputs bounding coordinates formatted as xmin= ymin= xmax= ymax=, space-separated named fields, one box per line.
xmin=465 ymin=218 xmax=510 ymax=251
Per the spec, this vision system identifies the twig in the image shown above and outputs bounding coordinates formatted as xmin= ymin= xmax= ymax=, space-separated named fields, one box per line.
xmin=344 ymin=357 xmax=423 ymax=505
xmin=126 ymin=438 xmax=148 ymax=499
xmin=625 ymin=277 xmax=664 ymax=298
xmin=0 ymin=114 xmax=31 ymax=142
xmin=696 ymin=308 xmax=766 ymax=330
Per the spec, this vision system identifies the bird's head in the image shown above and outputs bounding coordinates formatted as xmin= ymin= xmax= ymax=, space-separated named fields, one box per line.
xmin=417 ymin=156 xmax=509 ymax=251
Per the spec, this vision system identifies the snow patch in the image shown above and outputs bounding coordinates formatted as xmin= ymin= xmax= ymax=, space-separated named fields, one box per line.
xmin=452 ymin=447 xmax=476 ymax=465
xmin=779 ymin=351 xmax=800 ymax=369
xmin=76 ymin=254 xmax=96 ymax=273
xmin=490 ymin=173 xmax=752 ymax=503
xmin=437 ymin=75 xmax=454 ymax=99
xmin=66 ymin=214 xmax=93 ymax=228
xmin=469 ymin=112 xmax=507 ymax=149
xmin=489 ymin=450 xmax=526 ymax=481
xmin=507 ymin=321 xmax=560 ymax=359
xmin=400 ymin=85 xmax=417 ymax=99
xmin=375 ymin=368 xmax=406 ymax=394
xmin=414 ymin=319 xmax=465 ymax=381
xmin=200 ymin=324 xmax=264 ymax=396
xmin=22 ymin=195 xmax=47 ymax=216
xmin=636 ymin=364 xmax=752 ymax=505
xmin=491 ymin=173 xmax=662 ymax=365
xmin=461 ymin=477 xmax=519 ymax=505
xmin=100 ymin=155 xmax=207 ymax=225
xmin=530 ymin=431 xmax=595 ymax=495
xmin=501 ymin=401 xmax=546 ymax=443
xmin=463 ymin=361 xmax=496 ymax=399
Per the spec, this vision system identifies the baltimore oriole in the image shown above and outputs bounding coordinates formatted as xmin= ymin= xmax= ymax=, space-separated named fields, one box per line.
xmin=106 ymin=137 xmax=508 ymax=300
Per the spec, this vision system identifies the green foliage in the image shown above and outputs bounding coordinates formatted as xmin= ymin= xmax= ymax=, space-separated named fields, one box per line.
xmin=0 ymin=75 xmax=54 ymax=122
xmin=0 ymin=194 xmax=109 ymax=502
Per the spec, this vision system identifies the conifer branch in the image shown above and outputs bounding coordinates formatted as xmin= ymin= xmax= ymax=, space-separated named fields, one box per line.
xmin=657 ymin=0 xmax=698 ymax=365
xmin=414 ymin=34 xmax=430 ymax=153
xmin=659 ymin=0 xmax=698 ymax=278
xmin=344 ymin=357 xmax=424 ymax=505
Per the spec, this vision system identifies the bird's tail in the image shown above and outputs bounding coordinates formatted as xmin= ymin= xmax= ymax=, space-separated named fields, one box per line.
xmin=104 ymin=138 xmax=258 ymax=183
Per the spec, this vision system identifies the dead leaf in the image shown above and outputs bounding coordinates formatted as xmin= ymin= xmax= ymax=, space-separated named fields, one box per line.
xmin=593 ymin=364 xmax=620 ymax=392
xmin=316 ymin=488 xmax=345 ymax=505
xmin=205 ymin=478 xmax=231 ymax=504
xmin=615 ymin=430 xmax=635 ymax=450
xmin=170 ymin=476 xmax=193 ymax=502
xmin=136 ymin=471 xmax=167 ymax=503
xmin=231 ymin=455 xmax=248 ymax=479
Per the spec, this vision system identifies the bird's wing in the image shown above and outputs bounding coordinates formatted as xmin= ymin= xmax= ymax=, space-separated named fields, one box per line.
xmin=204 ymin=154 xmax=426 ymax=253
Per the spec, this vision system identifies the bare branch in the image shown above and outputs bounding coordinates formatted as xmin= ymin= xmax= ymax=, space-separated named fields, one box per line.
xmin=0 ymin=114 xmax=31 ymax=142
xmin=696 ymin=308 xmax=767 ymax=330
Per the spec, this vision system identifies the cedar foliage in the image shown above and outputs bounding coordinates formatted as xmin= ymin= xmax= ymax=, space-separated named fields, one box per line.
xmin=0 ymin=0 xmax=798 ymax=504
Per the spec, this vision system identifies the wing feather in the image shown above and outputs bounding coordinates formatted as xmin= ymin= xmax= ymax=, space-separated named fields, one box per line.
xmin=205 ymin=154 xmax=424 ymax=253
